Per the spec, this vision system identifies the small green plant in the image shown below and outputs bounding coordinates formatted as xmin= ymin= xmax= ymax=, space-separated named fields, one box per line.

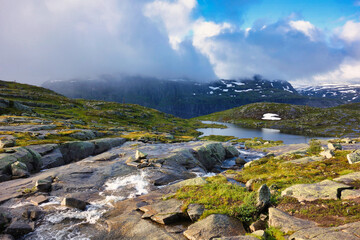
xmin=21 ymin=186 xmax=37 ymax=194
xmin=307 ymin=139 xmax=322 ymax=156
xmin=265 ymin=227 xmax=287 ymax=240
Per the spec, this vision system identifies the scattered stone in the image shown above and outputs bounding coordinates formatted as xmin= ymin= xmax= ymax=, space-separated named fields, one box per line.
xmin=5 ymin=221 xmax=33 ymax=238
xmin=187 ymin=203 xmax=205 ymax=222
xmin=246 ymin=179 xmax=255 ymax=191
xmin=250 ymin=219 xmax=266 ymax=232
xmin=139 ymin=199 xmax=185 ymax=225
xmin=342 ymin=138 xmax=352 ymax=144
xmin=286 ymin=156 xmax=323 ymax=164
xmin=11 ymin=161 xmax=29 ymax=178
xmin=281 ymin=180 xmax=352 ymax=201
xmin=268 ymin=208 xmax=317 ymax=233
xmin=61 ymin=197 xmax=87 ymax=211
xmin=347 ymin=150 xmax=360 ymax=164
xmin=29 ymin=195 xmax=49 ymax=206
xmin=224 ymin=145 xmax=239 ymax=158
xmin=341 ymin=189 xmax=360 ymax=200
xmin=334 ymin=172 xmax=360 ymax=185
xmin=135 ymin=150 xmax=148 ymax=161
xmin=35 ymin=176 xmax=53 ymax=192
xmin=320 ymin=149 xmax=334 ymax=159
xmin=252 ymin=230 xmax=266 ymax=239
xmin=235 ymin=157 xmax=247 ymax=166
xmin=328 ymin=142 xmax=342 ymax=150
xmin=29 ymin=210 xmax=43 ymax=221
xmin=183 ymin=214 xmax=246 ymax=240
xmin=0 ymin=136 xmax=15 ymax=149
xmin=257 ymin=184 xmax=271 ymax=209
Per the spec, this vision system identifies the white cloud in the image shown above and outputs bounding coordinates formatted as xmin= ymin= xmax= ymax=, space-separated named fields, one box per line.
xmin=144 ymin=0 xmax=196 ymax=50
xmin=338 ymin=20 xmax=360 ymax=43
xmin=289 ymin=20 xmax=318 ymax=41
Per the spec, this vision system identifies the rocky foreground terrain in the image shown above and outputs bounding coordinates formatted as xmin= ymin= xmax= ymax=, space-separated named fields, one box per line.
xmin=1 ymin=79 xmax=360 ymax=240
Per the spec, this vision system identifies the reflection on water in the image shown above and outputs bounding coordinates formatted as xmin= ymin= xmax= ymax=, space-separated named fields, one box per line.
xmin=198 ymin=121 xmax=330 ymax=144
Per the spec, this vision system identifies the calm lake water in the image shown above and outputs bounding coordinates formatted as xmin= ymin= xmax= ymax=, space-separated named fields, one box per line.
xmin=198 ymin=121 xmax=330 ymax=144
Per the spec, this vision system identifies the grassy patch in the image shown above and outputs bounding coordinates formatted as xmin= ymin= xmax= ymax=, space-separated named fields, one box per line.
xmin=174 ymin=175 xmax=257 ymax=223
xmin=199 ymin=135 xmax=236 ymax=142
xmin=307 ymin=139 xmax=322 ymax=156
xmin=277 ymin=196 xmax=360 ymax=227
xmin=234 ymin=150 xmax=359 ymax=191
xmin=265 ymin=227 xmax=287 ymax=240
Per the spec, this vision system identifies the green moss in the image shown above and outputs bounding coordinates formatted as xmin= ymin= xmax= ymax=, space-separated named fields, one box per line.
xmin=199 ymin=135 xmax=237 ymax=142
xmin=234 ymin=150 xmax=359 ymax=191
xmin=174 ymin=175 xmax=257 ymax=223
xmin=265 ymin=227 xmax=287 ymax=240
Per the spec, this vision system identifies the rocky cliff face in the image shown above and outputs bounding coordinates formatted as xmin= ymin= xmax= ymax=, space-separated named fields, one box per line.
xmin=43 ymin=76 xmax=342 ymax=118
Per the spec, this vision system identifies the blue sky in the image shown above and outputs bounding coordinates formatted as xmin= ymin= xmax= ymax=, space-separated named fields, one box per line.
xmin=0 ymin=0 xmax=360 ymax=85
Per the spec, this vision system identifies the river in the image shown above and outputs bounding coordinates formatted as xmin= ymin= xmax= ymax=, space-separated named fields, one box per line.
xmin=197 ymin=121 xmax=330 ymax=144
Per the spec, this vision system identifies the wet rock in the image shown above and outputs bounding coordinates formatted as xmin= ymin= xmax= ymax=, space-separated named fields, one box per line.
xmin=224 ymin=145 xmax=239 ymax=158
xmin=139 ymin=199 xmax=186 ymax=225
xmin=183 ymin=214 xmax=246 ymax=240
xmin=192 ymin=143 xmax=226 ymax=170
xmin=61 ymin=197 xmax=87 ymax=211
xmin=0 ymin=213 xmax=9 ymax=232
xmin=235 ymin=157 xmax=247 ymax=166
xmin=0 ymin=234 xmax=14 ymax=240
xmin=281 ymin=180 xmax=352 ymax=201
xmin=257 ymin=184 xmax=271 ymax=209
xmin=249 ymin=219 xmax=266 ymax=232
xmin=29 ymin=210 xmax=43 ymax=221
xmin=40 ymin=148 xmax=64 ymax=169
xmin=29 ymin=195 xmax=49 ymax=206
xmin=268 ymin=208 xmax=317 ymax=233
xmin=152 ymin=174 xmax=184 ymax=186
xmin=11 ymin=161 xmax=29 ymax=178
xmin=187 ymin=203 xmax=204 ymax=222
xmin=5 ymin=221 xmax=33 ymax=238
xmin=60 ymin=141 xmax=95 ymax=164
xmin=320 ymin=149 xmax=334 ymax=159
xmin=135 ymin=150 xmax=148 ymax=161
xmin=0 ymin=136 xmax=15 ymax=149
xmin=0 ymin=174 xmax=11 ymax=182
xmin=347 ymin=150 xmax=360 ymax=164
xmin=35 ymin=176 xmax=53 ymax=192
xmin=328 ymin=142 xmax=342 ymax=150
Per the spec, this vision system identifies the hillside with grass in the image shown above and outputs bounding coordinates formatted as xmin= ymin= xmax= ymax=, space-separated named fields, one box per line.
xmin=196 ymin=102 xmax=360 ymax=137
xmin=0 ymin=80 xmax=212 ymax=143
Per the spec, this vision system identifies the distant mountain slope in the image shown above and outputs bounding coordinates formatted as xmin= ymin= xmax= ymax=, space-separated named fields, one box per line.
xmin=0 ymin=80 xmax=205 ymax=140
xmin=43 ymin=76 xmax=343 ymax=118
xmin=196 ymin=102 xmax=360 ymax=138
xmin=297 ymin=84 xmax=360 ymax=103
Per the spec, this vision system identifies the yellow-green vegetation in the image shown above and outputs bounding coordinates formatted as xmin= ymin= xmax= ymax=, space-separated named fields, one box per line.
xmin=241 ymin=137 xmax=283 ymax=149
xmin=199 ymin=135 xmax=237 ymax=142
xmin=265 ymin=227 xmax=287 ymax=240
xmin=20 ymin=186 xmax=37 ymax=194
xmin=174 ymin=175 xmax=257 ymax=223
xmin=233 ymin=150 xmax=360 ymax=192
xmin=306 ymin=139 xmax=322 ymax=155
xmin=0 ymin=80 xmax=215 ymax=142
xmin=195 ymin=102 xmax=360 ymax=137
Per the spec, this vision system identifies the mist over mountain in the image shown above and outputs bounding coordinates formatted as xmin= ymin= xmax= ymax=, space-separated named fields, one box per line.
xmin=43 ymin=75 xmax=344 ymax=118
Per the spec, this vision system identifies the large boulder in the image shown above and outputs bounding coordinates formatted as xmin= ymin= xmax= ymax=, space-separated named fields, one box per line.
xmin=281 ymin=180 xmax=352 ymax=201
xmin=347 ymin=150 xmax=360 ymax=164
xmin=183 ymin=214 xmax=246 ymax=240
xmin=91 ymin=138 xmax=125 ymax=155
xmin=60 ymin=141 xmax=95 ymax=163
xmin=139 ymin=199 xmax=186 ymax=225
xmin=26 ymin=144 xmax=58 ymax=156
xmin=192 ymin=143 xmax=226 ymax=170
xmin=10 ymin=161 xmax=29 ymax=178
xmin=69 ymin=130 xmax=96 ymax=140
xmin=61 ymin=197 xmax=88 ymax=211
xmin=40 ymin=148 xmax=64 ymax=169
xmin=257 ymin=184 xmax=271 ymax=209
xmin=5 ymin=220 xmax=33 ymax=238
xmin=268 ymin=208 xmax=317 ymax=233
xmin=224 ymin=145 xmax=239 ymax=158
